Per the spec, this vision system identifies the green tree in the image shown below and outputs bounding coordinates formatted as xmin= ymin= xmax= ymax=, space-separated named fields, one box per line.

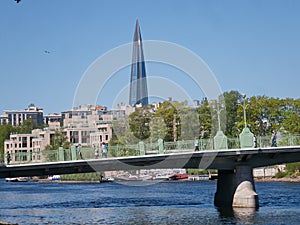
xmin=0 ymin=124 xmax=16 ymax=157
xmin=149 ymin=116 xmax=167 ymax=142
xmin=129 ymin=107 xmax=152 ymax=141
xmin=0 ymin=119 xmax=42 ymax=157
xmin=179 ymin=107 xmax=200 ymax=140
xmin=223 ymin=91 xmax=240 ymax=137
xmin=281 ymin=98 xmax=300 ymax=134
xmin=198 ymin=98 xmax=212 ymax=138
xmin=45 ymin=129 xmax=70 ymax=150
xmin=111 ymin=115 xmax=139 ymax=145
xmin=154 ymin=101 xmax=179 ymax=142
xmin=18 ymin=118 xmax=42 ymax=134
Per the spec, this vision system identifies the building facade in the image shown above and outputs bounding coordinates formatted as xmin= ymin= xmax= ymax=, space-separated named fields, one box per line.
xmin=0 ymin=104 xmax=44 ymax=126
xmin=4 ymin=128 xmax=55 ymax=164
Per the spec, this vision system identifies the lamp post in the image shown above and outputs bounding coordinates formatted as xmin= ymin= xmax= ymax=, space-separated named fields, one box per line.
xmin=211 ymin=101 xmax=228 ymax=150
xmin=238 ymin=93 xmax=249 ymax=128
xmin=238 ymin=94 xmax=254 ymax=148
xmin=216 ymin=103 xmax=224 ymax=132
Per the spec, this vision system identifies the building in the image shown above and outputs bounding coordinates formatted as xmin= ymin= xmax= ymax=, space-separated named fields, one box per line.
xmin=43 ymin=113 xmax=62 ymax=127
xmin=61 ymin=105 xmax=126 ymax=147
xmin=0 ymin=104 xmax=44 ymax=126
xmin=129 ymin=19 xmax=149 ymax=107
xmin=4 ymin=128 xmax=55 ymax=164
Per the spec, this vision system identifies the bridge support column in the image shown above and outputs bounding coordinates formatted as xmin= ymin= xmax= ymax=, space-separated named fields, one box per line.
xmin=214 ymin=165 xmax=259 ymax=208
xmin=233 ymin=165 xmax=258 ymax=208
xmin=214 ymin=170 xmax=236 ymax=207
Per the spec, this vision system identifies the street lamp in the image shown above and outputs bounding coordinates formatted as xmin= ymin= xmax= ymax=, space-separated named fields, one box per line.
xmin=238 ymin=94 xmax=254 ymax=148
xmin=212 ymin=102 xmax=225 ymax=132
xmin=211 ymin=100 xmax=228 ymax=150
xmin=238 ymin=93 xmax=250 ymax=128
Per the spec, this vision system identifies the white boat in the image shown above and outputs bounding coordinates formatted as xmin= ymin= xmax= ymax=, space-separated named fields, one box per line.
xmin=153 ymin=174 xmax=172 ymax=180
xmin=48 ymin=175 xmax=61 ymax=181
xmin=5 ymin=177 xmax=29 ymax=182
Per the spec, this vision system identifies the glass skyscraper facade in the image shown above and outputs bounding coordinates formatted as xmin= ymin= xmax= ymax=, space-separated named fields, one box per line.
xmin=129 ymin=19 xmax=149 ymax=106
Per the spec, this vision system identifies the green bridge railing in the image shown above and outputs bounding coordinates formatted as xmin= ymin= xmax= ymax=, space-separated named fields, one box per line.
xmin=1 ymin=134 xmax=300 ymax=165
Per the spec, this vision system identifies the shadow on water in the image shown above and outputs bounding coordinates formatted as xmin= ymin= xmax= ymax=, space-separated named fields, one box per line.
xmin=218 ymin=207 xmax=257 ymax=224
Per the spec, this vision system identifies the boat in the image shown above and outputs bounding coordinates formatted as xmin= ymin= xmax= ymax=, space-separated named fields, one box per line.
xmin=188 ymin=174 xmax=210 ymax=181
xmin=168 ymin=173 xmax=189 ymax=180
xmin=114 ymin=173 xmax=153 ymax=181
xmin=5 ymin=177 xmax=29 ymax=182
xmin=48 ymin=175 xmax=61 ymax=181
xmin=153 ymin=174 xmax=172 ymax=181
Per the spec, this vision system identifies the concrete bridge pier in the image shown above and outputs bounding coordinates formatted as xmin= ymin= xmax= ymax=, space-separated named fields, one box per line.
xmin=214 ymin=164 xmax=259 ymax=209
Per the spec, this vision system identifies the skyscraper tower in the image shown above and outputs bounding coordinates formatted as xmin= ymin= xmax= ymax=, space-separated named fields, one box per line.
xmin=129 ymin=19 xmax=149 ymax=106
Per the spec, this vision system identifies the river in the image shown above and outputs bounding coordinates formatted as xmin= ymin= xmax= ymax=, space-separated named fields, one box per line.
xmin=0 ymin=179 xmax=299 ymax=224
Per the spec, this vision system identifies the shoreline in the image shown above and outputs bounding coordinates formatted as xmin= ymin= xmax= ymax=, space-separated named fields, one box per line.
xmin=255 ymin=176 xmax=300 ymax=183
xmin=34 ymin=176 xmax=300 ymax=183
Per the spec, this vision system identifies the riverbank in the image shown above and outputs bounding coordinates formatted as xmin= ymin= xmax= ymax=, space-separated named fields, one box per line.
xmin=255 ymin=176 xmax=300 ymax=183
xmin=35 ymin=176 xmax=300 ymax=183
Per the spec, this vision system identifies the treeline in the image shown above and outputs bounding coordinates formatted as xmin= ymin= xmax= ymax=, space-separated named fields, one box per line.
xmin=111 ymin=91 xmax=300 ymax=145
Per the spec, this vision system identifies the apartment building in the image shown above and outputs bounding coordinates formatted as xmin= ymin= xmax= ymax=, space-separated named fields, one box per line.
xmin=4 ymin=128 xmax=54 ymax=164
xmin=0 ymin=104 xmax=44 ymax=126
xmin=3 ymin=104 xmax=134 ymax=163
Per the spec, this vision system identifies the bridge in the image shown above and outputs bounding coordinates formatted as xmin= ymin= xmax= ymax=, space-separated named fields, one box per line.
xmin=1 ymin=143 xmax=300 ymax=209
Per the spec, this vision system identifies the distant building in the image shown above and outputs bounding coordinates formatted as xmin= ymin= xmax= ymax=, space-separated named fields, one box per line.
xmin=4 ymin=128 xmax=55 ymax=164
xmin=129 ymin=19 xmax=149 ymax=107
xmin=0 ymin=104 xmax=44 ymax=126
xmin=193 ymin=100 xmax=200 ymax=107
xmin=3 ymin=103 xmax=136 ymax=163
xmin=43 ymin=113 xmax=62 ymax=126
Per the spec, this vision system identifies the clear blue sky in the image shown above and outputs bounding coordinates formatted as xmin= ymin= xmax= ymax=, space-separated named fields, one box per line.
xmin=1 ymin=0 xmax=299 ymax=114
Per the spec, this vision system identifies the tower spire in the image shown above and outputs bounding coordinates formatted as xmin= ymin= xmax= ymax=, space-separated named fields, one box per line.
xmin=129 ymin=19 xmax=149 ymax=106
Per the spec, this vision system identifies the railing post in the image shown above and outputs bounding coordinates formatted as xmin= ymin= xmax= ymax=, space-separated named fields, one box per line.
xmin=158 ymin=138 xmax=164 ymax=154
xmin=239 ymin=128 xmax=254 ymax=148
xmin=58 ymin=147 xmax=64 ymax=161
xmin=214 ymin=131 xmax=228 ymax=150
xmin=139 ymin=141 xmax=145 ymax=155
xmin=71 ymin=146 xmax=77 ymax=160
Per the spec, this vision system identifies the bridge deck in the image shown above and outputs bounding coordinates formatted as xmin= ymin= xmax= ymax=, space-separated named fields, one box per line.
xmin=1 ymin=146 xmax=300 ymax=178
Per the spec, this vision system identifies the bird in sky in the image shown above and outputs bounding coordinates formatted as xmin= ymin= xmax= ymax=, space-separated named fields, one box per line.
xmin=15 ymin=0 xmax=21 ymax=3
xmin=44 ymin=50 xmax=50 ymax=54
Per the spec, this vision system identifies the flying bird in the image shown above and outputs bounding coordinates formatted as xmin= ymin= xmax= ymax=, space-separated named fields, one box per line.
xmin=15 ymin=0 xmax=21 ymax=3
xmin=44 ymin=50 xmax=50 ymax=54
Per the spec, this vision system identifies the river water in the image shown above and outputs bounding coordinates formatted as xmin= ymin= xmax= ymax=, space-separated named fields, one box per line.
xmin=0 ymin=179 xmax=299 ymax=224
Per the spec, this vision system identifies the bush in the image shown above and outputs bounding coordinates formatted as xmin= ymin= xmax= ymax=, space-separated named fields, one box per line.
xmin=275 ymin=171 xmax=288 ymax=178
xmin=61 ymin=172 xmax=101 ymax=181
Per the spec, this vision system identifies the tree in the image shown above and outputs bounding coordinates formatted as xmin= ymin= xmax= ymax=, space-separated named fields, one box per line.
xmin=129 ymin=107 xmax=152 ymax=141
xmin=281 ymin=98 xmax=300 ymax=134
xmin=198 ymin=98 xmax=212 ymax=138
xmin=223 ymin=91 xmax=240 ymax=137
xmin=45 ymin=129 xmax=70 ymax=150
xmin=0 ymin=124 xmax=16 ymax=157
xmin=149 ymin=116 xmax=167 ymax=142
xmin=179 ymin=107 xmax=200 ymax=140
xmin=154 ymin=101 xmax=179 ymax=142
xmin=18 ymin=118 xmax=42 ymax=134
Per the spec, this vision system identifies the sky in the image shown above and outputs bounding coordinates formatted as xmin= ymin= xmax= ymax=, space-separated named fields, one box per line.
xmin=1 ymin=0 xmax=300 ymax=114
